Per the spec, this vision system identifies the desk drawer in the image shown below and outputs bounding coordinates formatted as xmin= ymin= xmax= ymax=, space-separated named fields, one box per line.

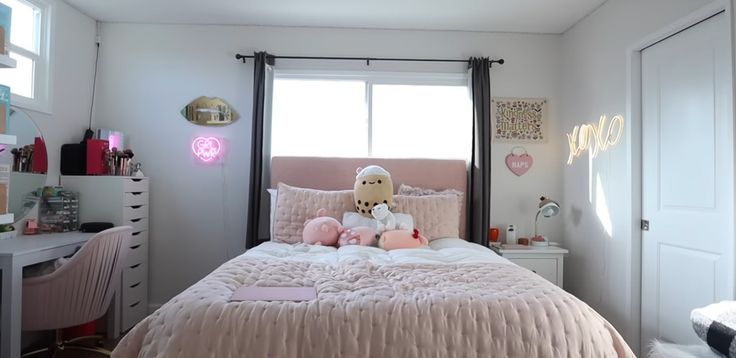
xmin=129 ymin=230 xmax=148 ymax=247
xmin=123 ymin=205 xmax=148 ymax=221
xmin=123 ymin=178 xmax=149 ymax=193
xmin=123 ymin=192 xmax=149 ymax=206
xmin=510 ymin=258 xmax=558 ymax=285
xmin=123 ymin=262 xmax=147 ymax=287
xmin=126 ymin=242 xmax=148 ymax=267
xmin=125 ymin=217 xmax=148 ymax=232
xmin=123 ymin=278 xmax=147 ymax=307
xmin=122 ymin=298 xmax=148 ymax=332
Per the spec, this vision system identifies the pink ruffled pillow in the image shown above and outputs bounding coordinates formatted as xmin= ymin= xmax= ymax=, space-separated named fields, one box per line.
xmin=273 ymin=183 xmax=354 ymax=244
xmin=392 ymin=194 xmax=460 ymax=241
xmin=398 ymin=184 xmax=464 ymax=208
xmin=396 ymin=184 xmax=465 ymax=239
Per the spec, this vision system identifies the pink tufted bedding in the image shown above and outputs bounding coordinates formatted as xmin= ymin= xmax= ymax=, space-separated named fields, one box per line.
xmin=113 ymin=241 xmax=633 ymax=358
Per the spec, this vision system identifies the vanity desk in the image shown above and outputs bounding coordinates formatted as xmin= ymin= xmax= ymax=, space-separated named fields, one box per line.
xmin=0 ymin=106 xmax=57 ymax=358
xmin=0 ymin=231 xmax=94 ymax=358
xmin=0 ymin=108 xmax=149 ymax=356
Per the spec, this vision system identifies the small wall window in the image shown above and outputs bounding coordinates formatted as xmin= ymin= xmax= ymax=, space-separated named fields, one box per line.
xmin=271 ymin=71 xmax=472 ymax=160
xmin=0 ymin=0 xmax=50 ymax=112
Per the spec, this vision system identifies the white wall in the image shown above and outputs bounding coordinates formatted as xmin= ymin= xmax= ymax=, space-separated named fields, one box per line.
xmin=93 ymin=23 xmax=564 ymax=307
xmin=559 ymin=0 xmax=718 ymax=352
xmin=21 ymin=0 xmax=97 ymax=184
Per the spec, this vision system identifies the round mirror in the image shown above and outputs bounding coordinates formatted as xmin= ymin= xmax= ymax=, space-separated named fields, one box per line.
xmin=1 ymin=107 xmax=47 ymax=224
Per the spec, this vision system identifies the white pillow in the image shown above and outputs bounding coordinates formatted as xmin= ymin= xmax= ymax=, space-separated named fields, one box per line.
xmin=267 ymin=188 xmax=277 ymax=240
xmin=342 ymin=212 xmax=413 ymax=232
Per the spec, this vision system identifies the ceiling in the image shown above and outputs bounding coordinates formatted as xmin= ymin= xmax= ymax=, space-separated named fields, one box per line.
xmin=63 ymin=0 xmax=607 ymax=34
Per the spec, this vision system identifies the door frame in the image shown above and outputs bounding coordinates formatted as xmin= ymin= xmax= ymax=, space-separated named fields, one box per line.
xmin=626 ymin=0 xmax=735 ymax=353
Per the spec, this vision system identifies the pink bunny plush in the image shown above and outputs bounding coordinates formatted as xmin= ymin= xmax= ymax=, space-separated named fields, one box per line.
xmin=338 ymin=226 xmax=378 ymax=247
xmin=302 ymin=208 xmax=342 ymax=246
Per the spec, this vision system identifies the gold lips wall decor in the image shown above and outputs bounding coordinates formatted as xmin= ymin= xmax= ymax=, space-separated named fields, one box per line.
xmin=181 ymin=96 xmax=239 ymax=126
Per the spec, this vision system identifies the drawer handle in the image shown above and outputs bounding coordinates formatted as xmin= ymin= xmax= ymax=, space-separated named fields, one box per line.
xmin=130 ymin=244 xmax=142 ymax=250
xmin=130 ymin=205 xmax=143 ymax=209
xmin=532 ymin=270 xmax=537 ymax=273
xmin=130 ymin=192 xmax=142 ymax=195
xmin=131 ymin=179 xmax=143 ymax=182
xmin=130 ymin=263 xmax=141 ymax=269
xmin=130 ymin=282 xmax=141 ymax=289
xmin=132 ymin=231 xmax=143 ymax=236
xmin=129 ymin=301 xmax=141 ymax=308
xmin=130 ymin=218 xmax=142 ymax=223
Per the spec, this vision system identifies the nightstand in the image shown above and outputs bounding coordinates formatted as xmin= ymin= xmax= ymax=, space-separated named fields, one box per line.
xmin=491 ymin=245 xmax=568 ymax=287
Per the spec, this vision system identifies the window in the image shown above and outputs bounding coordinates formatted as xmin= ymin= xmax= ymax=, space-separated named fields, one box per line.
xmin=0 ymin=0 xmax=50 ymax=111
xmin=271 ymin=72 xmax=472 ymax=160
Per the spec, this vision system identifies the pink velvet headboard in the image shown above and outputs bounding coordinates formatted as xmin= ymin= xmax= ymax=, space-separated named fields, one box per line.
xmin=270 ymin=156 xmax=468 ymax=239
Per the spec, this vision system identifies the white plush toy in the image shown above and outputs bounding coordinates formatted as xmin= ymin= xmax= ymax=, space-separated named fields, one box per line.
xmin=371 ymin=203 xmax=410 ymax=232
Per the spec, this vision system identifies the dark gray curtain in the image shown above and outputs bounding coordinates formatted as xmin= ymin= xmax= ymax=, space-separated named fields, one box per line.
xmin=468 ymin=57 xmax=492 ymax=247
xmin=246 ymin=51 xmax=274 ymax=249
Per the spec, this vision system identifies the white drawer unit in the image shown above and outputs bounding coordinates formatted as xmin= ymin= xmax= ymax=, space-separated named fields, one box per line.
xmin=490 ymin=245 xmax=568 ymax=287
xmin=60 ymin=176 xmax=150 ymax=336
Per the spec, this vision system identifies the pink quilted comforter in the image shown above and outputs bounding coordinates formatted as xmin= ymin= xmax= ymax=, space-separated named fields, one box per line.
xmin=113 ymin=243 xmax=633 ymax=358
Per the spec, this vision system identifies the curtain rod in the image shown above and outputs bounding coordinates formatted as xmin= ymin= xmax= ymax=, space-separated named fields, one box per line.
xmin=234 ymin=53 xmax=504 ymax=66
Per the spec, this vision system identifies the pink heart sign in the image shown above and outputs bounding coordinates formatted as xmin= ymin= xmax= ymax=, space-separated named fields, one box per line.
xmin=192 ymin=137 xmax=222 ymax=162
xmin=505 ymin=147 xmax=533 ymax=176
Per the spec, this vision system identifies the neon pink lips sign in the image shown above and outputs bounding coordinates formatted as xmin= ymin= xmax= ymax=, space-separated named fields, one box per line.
xmin=192 ymin=137 xmax=222 ymax=162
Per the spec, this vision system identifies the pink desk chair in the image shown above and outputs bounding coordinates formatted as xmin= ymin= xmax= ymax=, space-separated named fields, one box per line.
xmin=21 ymin=226 xmax=132 ymax=357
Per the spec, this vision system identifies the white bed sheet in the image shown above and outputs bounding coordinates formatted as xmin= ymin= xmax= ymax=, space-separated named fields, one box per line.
xmin=247 ymin=238 xmax=512 ymax=266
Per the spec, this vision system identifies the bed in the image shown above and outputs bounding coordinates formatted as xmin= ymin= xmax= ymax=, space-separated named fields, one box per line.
xmin=112 ymin=157 xmax=633 ymax=358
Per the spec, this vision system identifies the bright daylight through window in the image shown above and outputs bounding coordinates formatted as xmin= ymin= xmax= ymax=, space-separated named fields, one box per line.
xmin=0 ymin=0 xmax=47 ymax=109
xmin=271 ymin=74 xmax=472 ymax=160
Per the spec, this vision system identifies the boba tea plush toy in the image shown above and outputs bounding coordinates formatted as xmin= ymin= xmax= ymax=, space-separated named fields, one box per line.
xmin=353 ymin=165 xmax=394 ymax=217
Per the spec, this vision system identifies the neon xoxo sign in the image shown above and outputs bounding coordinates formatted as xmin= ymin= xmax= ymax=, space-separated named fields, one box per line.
xmin=566 ymin=115 xmax=624 ymax=165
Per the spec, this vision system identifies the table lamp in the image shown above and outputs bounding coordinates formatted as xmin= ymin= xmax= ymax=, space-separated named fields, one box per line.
xmin=534 ymin=196 xmax=560 ymax=239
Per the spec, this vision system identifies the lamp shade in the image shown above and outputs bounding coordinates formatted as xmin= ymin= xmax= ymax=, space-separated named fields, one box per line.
xmin=538 ymin=197 xmax=560 ymax=217
xmin=534 ymin=196 xmax=560 ymax=239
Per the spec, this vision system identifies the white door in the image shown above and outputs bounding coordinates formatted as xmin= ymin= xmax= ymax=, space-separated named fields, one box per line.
xmin=641 ymin=12 xmax=733 ymax=346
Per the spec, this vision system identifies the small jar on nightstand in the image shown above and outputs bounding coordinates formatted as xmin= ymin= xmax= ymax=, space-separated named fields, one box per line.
xmin=490 ymin=245 xmax=569 ymax=287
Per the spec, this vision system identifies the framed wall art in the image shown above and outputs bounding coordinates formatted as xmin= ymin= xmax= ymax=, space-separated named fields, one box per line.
xmin=491 ymin=97 xmax=548 ymax=143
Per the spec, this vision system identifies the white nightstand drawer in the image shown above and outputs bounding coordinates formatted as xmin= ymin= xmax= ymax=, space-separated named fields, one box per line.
xmin=491 ymin=245 xmax=568 ymax=287
xmin=510 ymin=258 xmax=559 ymax=285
